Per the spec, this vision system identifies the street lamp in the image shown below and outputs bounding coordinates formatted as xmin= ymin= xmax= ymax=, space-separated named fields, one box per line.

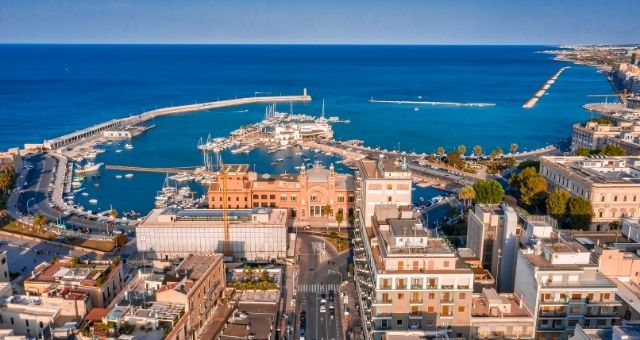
xmin=26 ymin=197 xmax=35 ymax=215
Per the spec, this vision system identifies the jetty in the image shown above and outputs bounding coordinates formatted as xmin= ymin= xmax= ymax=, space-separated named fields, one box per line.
xmin=522 ymin=67 xmax=569 ymax=109
xmin=43 ymin=89 xmax=311 ymax=150
xmin=369 ymin=98 xmax=496 ymax=107
xmin=105 ymin=165 xmax=199 ymax=174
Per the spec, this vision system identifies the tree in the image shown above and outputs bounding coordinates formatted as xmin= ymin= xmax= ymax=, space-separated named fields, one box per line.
xmin=0 ymin=172 xmax=11 ymax=194
xmin=70 ymin=256 xmax=81 ymax=267
xmin=546 ymin=189 xmax=571 ymax=220
xmin=437 ymin=147 xmax=445 ymax=159
xmin=472 ymin=179 xmax=504 ymax=204
xmin=458 ymin=185 xmax=476 ymax=206
xmin=509 ymin=167 xmax=548 ymax=207
xmin=491 ymin=147 xmax=503 ymax=160
xmin=473 ymin=145 xmax=483 ymax=157
xmin=567 ymin=196 xmax=593 ymax=230
xmin=32 ymin=213 xmax=47 ymax=233
xmin=322 ymin=204 xmax=332 ymax=232
xmin=601 ymin=144 xmax=626 ymax=156
xmin=335 ymin=210 xmax=344 ymax=234
xmin=576 ymin=148 xmax=591 ymax=156
xmin=457 ymin=145 xmax=466 ymax=156
xmin=517 ymin=160 xmax=540 ymax=172
xmin=447 ymin=150 xmax=464 ymax=169
xmin=510 ymin=143 xmax=518 ymax=157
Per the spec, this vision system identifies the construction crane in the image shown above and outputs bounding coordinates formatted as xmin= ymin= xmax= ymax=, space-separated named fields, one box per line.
xmin=220 ymin=160 xmax=231 ymax=258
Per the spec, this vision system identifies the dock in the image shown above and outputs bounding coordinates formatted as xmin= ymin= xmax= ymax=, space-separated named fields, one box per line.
xmin=522 ymin=67 xmax=569 ymax=109
xmin=369 ymin=98 xmax=495 ymax=107
xmin=105 ymin=165 xmax=199 ymax=174
xmin=43 ymin=89 xmax=311 ymax=150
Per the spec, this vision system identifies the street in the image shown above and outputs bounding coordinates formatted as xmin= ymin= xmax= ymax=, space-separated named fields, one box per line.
xmin=295 ymin=233 xmax=347 ymax=340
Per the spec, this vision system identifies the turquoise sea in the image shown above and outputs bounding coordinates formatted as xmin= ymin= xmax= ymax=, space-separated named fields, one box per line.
xmin=0 ymin=45 xmax=614 ymax=214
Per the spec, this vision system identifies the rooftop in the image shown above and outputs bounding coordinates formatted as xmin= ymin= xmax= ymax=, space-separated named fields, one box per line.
xmin=359 ymin=157 xmax=411 ymax=180
xmin=175 ymin=254 xmax=222 ymax=282
xmin=470 ymin=289 xmax=532 ymax=319
xmin=140 ymin=207 xmax=288 ymax=226
xmin=541 ymin=156 xmax=640 ymax=185
xmin=220 ymin=164 xmax=250 ymax=175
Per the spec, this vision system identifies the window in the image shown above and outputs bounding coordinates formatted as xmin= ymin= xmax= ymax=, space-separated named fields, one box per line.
xmin=253 ymin=202 xmax=259 ymax=208
xmin=459 ymin=293 xmax=466 ymax=299
xmin=291 ymin=208 xmax=297 ymax=218
xmin=311 ymin=194 xmax=318 ymax=202
xmin=428 ymin=306 xmax=435 ymax=312
xmin=253 ymin=194 xmax=258 ymax=199
xmin=280 ymin=195 xmax=287 ymax=202
xmin=348 ymin=196 xmax=355 ymax=203
xmin=458 ymin=306 xmax=465 ymax=313
xmin=0 ymin=258 xmax=5 ymax=264
xmin=270 ymin=202 xmax=276 ymax=208
xmin=39 ymin=321 xmax=43 ymax=328
xmin=601 ymin=195 xmax=605 ymax=202
xmin=269 ymin=194 xmax=275 ymax=200
xmin=412 ymin=261 xmax=419 ymax=270
xmin=614 ymin=196 xmax=618 ymax=202
xmin=387 ymin=196 xmax=392 ymax=202
xmin=291 ymin=195 xmax=297 ymax=202
xmin=428 ymin=293 xmax=435 ymax=299
xmin=386 ymin=184 xmax=393 ymax=190
xmin=235 ymin=197 xmax=239 ymax=201
xmin=26 ymin=320 xmax=29 ymax=327
xmin=397 ymin=293 xmax=405 ymax=300
xmin=411 ymin=306 xmax=420 ymax=315
xmin=398 ymin=261 xmax=404 ymax=270
xmin=337 ymin=196 xmax=345 ymax=203
xmin=396 ymin=319 xmax=403 ymax=326
xmin=261 ymin=194 xmax=267 ymax=199
xmin=10 ymin=317 xmax=14 ymax=325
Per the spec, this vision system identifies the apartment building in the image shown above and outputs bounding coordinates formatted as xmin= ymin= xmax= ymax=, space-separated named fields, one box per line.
xmin=24 ymin=259 xmax=124 ymax=308
xmin=366 ymin=205 xmax=474 ymax=339
xmin=469 ymin=288 xmax=535 ymax=339
xmin=0 ymin=251 xmax=8 ymax=282
xmin=466 ymin=203 xmax=519 ymax=292
xmin=514 ymin=239 xmax=620 ymax=339
xmin=357 ymin=157 xmax=412 ymax=227
xmin=597 ymin=247 xmax=640 ymax=322
xmin=136 ymin=207 xmax=288 ymax=261
xmin=207 ymin=163 xmax=355 ymax=223
xmin=540 ymin=156 xmax=640 ymax=231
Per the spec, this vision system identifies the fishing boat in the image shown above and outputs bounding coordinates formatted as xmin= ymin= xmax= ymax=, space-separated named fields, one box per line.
xmin=81 ymin=192 xmax=89 ymax=196
xmin=276 ymin=158 xmax=284 ymax=162
xmin=124 ymin=173 xmax=134 ymax=179
xmin=124 ymin=143 xmax=134 ymax=150
xmin=71 ymin=181 xmax=82 ymax=189
xmin=115 ymin=149 xmax=122 ymax=153
xmin=115 ymin=175 xmax=123 ymax=179
xmin=76 ymin=162 xmax=103 ymax=175
xmin=89 ymin=199 xmax=98 ymax=204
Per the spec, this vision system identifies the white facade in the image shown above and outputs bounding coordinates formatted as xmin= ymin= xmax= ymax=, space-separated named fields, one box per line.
xmin=359 ymin=158 xmax=412 ymax=227
xmin=137 ymin=208 xmax=288 ymax=261
xmin=0 ymin=252 xmax=8 ymax=283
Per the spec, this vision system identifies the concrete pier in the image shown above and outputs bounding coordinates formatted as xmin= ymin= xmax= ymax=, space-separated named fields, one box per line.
xmin=522 ymin=67 xmax=569 ymax=109
xmin=43 ymin=89 xmax=311 ymax=150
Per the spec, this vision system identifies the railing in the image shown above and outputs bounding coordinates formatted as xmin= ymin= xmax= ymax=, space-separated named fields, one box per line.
xmin=409 ymin=312 xmax=423 ymax=318
xmin=457 ymin=285 xmax=470 ymax=289
xmin=441 ymin=285 xmax=454 ymax=289
xmin=396 ymin=284 xmax=407 ymax=289
xmin=441 ymin=296 xmax=454 ymax=303
xmin=410 ymin=297 xmax=423 ymax=303
xmin=410 ymin=284 xmax=423 ymax=290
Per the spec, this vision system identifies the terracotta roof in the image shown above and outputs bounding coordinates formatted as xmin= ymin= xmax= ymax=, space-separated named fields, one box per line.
xmin=85 ymin=308 xmax=109 ymax=321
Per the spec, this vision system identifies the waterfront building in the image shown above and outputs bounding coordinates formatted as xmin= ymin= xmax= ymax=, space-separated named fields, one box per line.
xmin=23 ymin=259 xmax=124 ymax=308
xmin=0 ymin=251 xmax=8 ymax=283
xmin=466 ymin=203 xmax=519 ymax=292
xmin=207 ymin=163 xmax=355 ymax=224
xmin=571 ymin=120 xmax=640 ymax=154
xmin=540 ymin=156 xmax=640 ymax=231
xmin=514 ymin=239 xmax=620 ymax=339
xmin=364 ymin=204 xmax=474 ymax=339
xmin=272 ymin=119 xmax=333 ymax=145
xmin=357 ymin=157 xmax=412 ymax=228
xmin=136 ymin=207 xmax=288 ymax=261
xmin=469 ymin=288 xmax=535 ymax=339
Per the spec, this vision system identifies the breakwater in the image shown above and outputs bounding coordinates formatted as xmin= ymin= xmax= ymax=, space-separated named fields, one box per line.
xmin=522 ymin=67 xmax=569 ymax=108
xmin=369 ymin=98 xmax=495 ymax=107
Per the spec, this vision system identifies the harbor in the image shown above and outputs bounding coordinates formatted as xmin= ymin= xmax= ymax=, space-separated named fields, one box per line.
xmin=522 ymin=66 xmax=570 ymax=108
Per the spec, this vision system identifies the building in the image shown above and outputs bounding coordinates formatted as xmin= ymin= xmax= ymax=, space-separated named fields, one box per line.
xmin=136 ymin=207 xmax=288 ymax=261
xmin=160 ymin=254 xmax=225 ymax=340
xmin=0 ymin=148 xmax=21 ymax=172
xmin=540 ymin=156 xmax=640 ymax=231
xmin=469 ymin=288 xmax=535 ymax=339
xmin=357 ymin=157 xmax=412 ymax=227
xmin=514 ymin=239 xmax=621 ymax=339
xmin=207 ymin=163 xmax=355 ymax=224
xmin=217 ymin=291 xmax=279 ymax=340
xmin=362 ymin=204 xmax=474 ymax=339
xmin=24 ymin=259 xmax=124 ymax=308
xmin=571 ymin=119 xmax=640 ymax=154
xmin=0 ymin=252 xmax=9 ymax=283
xmin=466 ymin=204 xmax=519 ymax=292
xmin=597 ymin=247 xmax=640 ymax=322
xmin=570 ymin=323 xmax=640 ymax=340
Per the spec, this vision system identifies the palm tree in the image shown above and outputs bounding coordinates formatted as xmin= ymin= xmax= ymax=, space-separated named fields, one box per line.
xmin=510 ymin=143 xmax=518 ymax=157
xmin=335 ymin=210 xmax=344 ymax=235
xmin=437 ymin=147 xmax=445 ymax=160
xmin=458 ymin=186 xmax=476 ymax=207
xmin=322 ymin=204 xmax=332 ymax=233
xmin=473 ymin=145 xmax=482 ymax=163
xmin=457 ymin=145 xmax=466 ymax=156
xmin=493 ymin=147 xmax=504 ymax=160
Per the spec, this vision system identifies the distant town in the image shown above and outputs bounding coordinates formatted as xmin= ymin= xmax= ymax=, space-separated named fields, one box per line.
xmin=1 ymin=44 xmax=640 ymax=340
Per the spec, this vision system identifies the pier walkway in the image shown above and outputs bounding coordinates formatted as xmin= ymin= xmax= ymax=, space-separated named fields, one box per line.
xmin=522 ymin=67 xmax=569 ymax=108
xmin=105 ymin=165 xmax=199 ymax=174
xmin=44 ymin=90 xmax=311 ymax=150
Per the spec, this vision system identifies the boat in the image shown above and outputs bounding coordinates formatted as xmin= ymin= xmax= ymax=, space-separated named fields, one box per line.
xmin=71 ymin=181 xmax=82 ymax=188
xmin=115 ymin=175 xmax=123 ymax=179
xmin=81 ymin=192 xmax=89 ymax=196
xmin=124 ymin=173 xmax=134 ymax=179
xmin=276 ymin=158 xmax=284 ymax=162
xmin=76 ymin=162 xmax=104 ymax=175
xmin=414 ymin=107 xmax=420 ymax=111
xmin=124 ymin=143 xmax=134 ymax=150
xmin=89 ymin=199 xmax=98 ymax=204
xmin=115 ymin=149 xmax=122 ymax=153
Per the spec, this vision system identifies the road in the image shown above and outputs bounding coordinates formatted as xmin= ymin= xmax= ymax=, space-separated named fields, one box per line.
xmin=8 ymin=153 xmax=136 ymax=235
xmin=295 ymin=233 xmax=347 ymax=340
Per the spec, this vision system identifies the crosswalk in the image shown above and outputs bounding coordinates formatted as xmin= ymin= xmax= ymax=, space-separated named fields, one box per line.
xmin=297 ymin=283 xmax=339 ymax=293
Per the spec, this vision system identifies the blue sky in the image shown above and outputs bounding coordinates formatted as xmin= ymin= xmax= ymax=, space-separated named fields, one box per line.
xmin=0 ymin=0 xmax=637 ymax=44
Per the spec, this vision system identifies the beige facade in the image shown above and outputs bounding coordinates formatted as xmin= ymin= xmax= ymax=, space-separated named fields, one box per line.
xmin=368 ymin=205 xmax=474 ymax=339
xmin=597 ymin=248 xmax=640 ymax=322
xmin=0 ymin=252 xmax=9 ymax=282
xmin=207 ymin=163 xmax=355 ymax=224
xmin=358 ymin=158 xmax=412 ymax=227
xmin=540 ymin=156 xmax=640 ymax=231
xmin=469 ymin=288 xmax=535 ymax=339
xmin=162 ymin=254 xmax=225 ymax=340
xmin=514 ymin=240 xmax=620 ymax=340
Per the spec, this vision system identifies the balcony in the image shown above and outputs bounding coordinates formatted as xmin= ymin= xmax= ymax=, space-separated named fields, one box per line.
xmin=457 ymin=285 xmax=470 ymax=289
xmin=426 ymin=285 xmax=437 ymax=290
xmin=411 ymin=284 xmax=423 ymax=290
xmin=441 ymin=297 xmax=454 ymax=303
xmin=441 ymin=285 xmax=454 ymax=290
xmin=409 ymin=312 xmax=423 ymax=319
xmin=410 ymin=298 xmax=423 ymax=304
xmin=396 ymin=284 xmax=407 ymax=289
xmin=373 ymin=299 xmax=393 ymax=305
xmin=372 ymin=312 xmax=392 ymax=319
